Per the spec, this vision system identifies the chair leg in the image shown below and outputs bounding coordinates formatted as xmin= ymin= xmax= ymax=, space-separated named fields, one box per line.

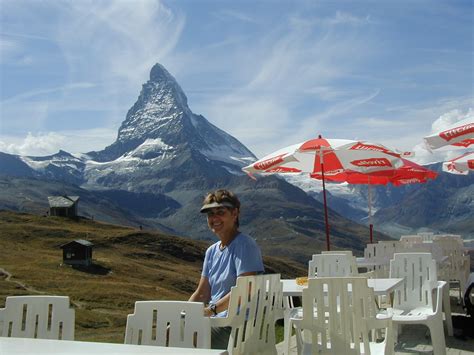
xmin=459 ymin=282 xmax=463 ymax=304
xmin=428 ymin=320 xmax=447 ymax=355
xmin=393 ymin=324 xmax=399 ymax=345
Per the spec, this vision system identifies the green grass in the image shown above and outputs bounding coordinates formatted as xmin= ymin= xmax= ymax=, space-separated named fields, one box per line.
xmin=0 ymin=210 xmax=307 ymax=343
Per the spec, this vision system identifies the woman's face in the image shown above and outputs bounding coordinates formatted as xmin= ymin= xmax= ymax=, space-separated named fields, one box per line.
xmin=206 ymin=207 xmax=238 ymax=237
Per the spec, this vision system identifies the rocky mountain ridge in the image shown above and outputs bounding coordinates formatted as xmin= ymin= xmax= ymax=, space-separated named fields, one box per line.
xmin=0 ymin=63 xmax=380 ymax=261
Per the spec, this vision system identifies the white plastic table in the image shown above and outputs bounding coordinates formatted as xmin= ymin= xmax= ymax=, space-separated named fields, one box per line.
xmin=355 ymin=256 xmax=388 ymax=268
xmin=281 ymin=277 xmax=404 ymax=297
xmin=281 ymin=278 xmax=404 ymax=355
xmin=0 ymin=337 xmax=228 ymax=355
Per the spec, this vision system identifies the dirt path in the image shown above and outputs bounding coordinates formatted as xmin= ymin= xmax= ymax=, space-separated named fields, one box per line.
xmin=0 ymin=267 xmax=83 ymax=309
xmin=0 ymin=267 xmax=45 ymax=294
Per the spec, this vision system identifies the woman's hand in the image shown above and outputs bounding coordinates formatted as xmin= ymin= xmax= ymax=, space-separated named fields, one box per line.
xmin=203 ymin=306 xmax=213 ymax=317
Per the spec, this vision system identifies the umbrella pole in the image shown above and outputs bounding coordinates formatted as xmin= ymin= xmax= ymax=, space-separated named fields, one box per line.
xmin=368 ymin=181 xmax=373 ymax=244
xmin=320 ymin=149 xmax=330 ymax=251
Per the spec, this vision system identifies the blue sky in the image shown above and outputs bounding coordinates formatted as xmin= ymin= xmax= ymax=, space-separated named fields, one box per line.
xmin=0 ymin=0 xmax=472 ymax=164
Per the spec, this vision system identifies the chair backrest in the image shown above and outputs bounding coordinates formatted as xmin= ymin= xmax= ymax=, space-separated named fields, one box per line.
xmin=417 ymin=232 xmax=435 ymax=242
xmin=301 ymin=277 xmax=390 ymax=354
xmin=399 ymin=235 xmax=423 ymax=246
xmin=432 ymin=237 xmax=470 ymax=288
xmin=308 ymin=254 xmax=356 ymax=278
xmin=364 ymin=241 xmax=399 ymax=278
xmin=321 ymin=250 xmax=353 ymax=256
xmin=223 ymin=274 xmax=284 ymax=355
xmin=321 ymin=251 xmax=359 ymax=276
xmin=0 ymin=296 xmax=74 ymax=340
xmin=389 ymin=253 xmax=437 ymax=310
xmin=124 ymin=301 xmax=210 ymax=348
xmin=433 ymin=234 xmax=462 ymax=242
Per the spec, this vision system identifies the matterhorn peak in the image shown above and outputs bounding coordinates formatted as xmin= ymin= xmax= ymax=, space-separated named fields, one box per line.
xmin=87 ymin=62 xmax=255 ymax=171
xmin=150 ymin=63 xmax=175 ymax=82
xmin=118 ymin=62 xmax=191 ymax=141
xmin=147 ymin=63 xmax=189 ymax=109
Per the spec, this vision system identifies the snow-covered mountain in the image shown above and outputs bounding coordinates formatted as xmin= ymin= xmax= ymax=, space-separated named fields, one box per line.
xmin=10 ymin=64 xmax=255 ymax=193
xmin=1 ymin=63 xmax=380 ymax=261
xmin=280 ymin=165 xmax=474 ymax=239
xmin=0 ymin=64 xmax=472 ymax=261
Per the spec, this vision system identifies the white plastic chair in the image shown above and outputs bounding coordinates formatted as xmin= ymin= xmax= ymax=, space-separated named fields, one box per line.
xmin=389 ymin=253 xmax=447 ymax=355
xmin=433 ymin=236 xmax=470 ymax=300
xmin=308 ymin=253 xmax=356 ymax=278
xmin=364 ymin=241 xmax=399 ymax=278
xmin=416 ymin=232 xmax=435 ymax=242
xmin=399 ymin=235 xmax=423 ymax=247
xmin=211 ymin=274 xmax=284 ymax=355
xmin=321 ymin=250 xmax=362 ymax=275
xmin=291 ymin=277 xmax=394 ymax=354
xmin=0 ymin=295 xmax=74 ymax=340
xmin=124 ymin=300 xmax=210 ymax=348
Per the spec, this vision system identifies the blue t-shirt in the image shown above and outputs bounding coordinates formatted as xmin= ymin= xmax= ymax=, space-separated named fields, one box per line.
xmin=202 ymin=232 xmax=264 ymax=316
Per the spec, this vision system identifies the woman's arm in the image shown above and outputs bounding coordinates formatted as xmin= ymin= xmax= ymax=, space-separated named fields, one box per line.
xmin=203 ymin=271 xmax=258 ymax=317
xmin=188 ymin=276 xmax=211 ymax=303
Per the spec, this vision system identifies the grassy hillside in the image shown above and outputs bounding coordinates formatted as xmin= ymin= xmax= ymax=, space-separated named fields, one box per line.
xmin=0 ymin=210 xmax=306 ymax=343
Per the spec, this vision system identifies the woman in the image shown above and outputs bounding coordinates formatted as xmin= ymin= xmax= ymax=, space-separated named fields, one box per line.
xmin=188 ymin=189 xmax=264 ymax=349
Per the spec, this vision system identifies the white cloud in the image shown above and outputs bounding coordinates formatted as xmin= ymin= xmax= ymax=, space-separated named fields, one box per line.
xmin=0 ymin=38 xmax=21 ymax=59
xmin=0 ymin=128 xmax=117 ymax=156
xmin=0 ymin=132 xmax=65 ymax=156
xmin=1 ymin=0 xmax=185 ymax=149
xmin=202 ymin=12 xmax=377 ymax=158
xmin=1 ymin=82 xmax=96 ymax=104
xmin=411 ymin=107 xmax=473 ymax=165
xmin=324 ymin=11 xmax=372 ymax=26
xmin=53 ymin=0 xmax=185 ymax=89
xmin=430 ymin=108 xmax=474 ymax=133
xmin=212 ymin=9 xmax=259 ymax=24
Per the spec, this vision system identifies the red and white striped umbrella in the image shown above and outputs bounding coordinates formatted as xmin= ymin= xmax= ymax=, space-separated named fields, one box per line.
xmin=423 ymin=117 xmax=474 ymax=150
xmin=243 ymin=137 xmax=409 ymax=177
xmin=442 ymin=152 xmax=474 ymax=175
xmin=242 ymin=136 xmax=436 ymax=250
xmin=310 ymin=156 xmax=437 ymax=186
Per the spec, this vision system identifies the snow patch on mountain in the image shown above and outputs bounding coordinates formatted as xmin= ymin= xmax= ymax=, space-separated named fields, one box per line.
xmin=83 ymin=139 xmax=175 ymax=180
xmin=201 ymin=143 xmax=254 ymax=168
xmin=21 ymin=151 xmax=85 ymax=173
xmin=21 ymin=156 xmax=51 ymax=170
xmin=125 ymin=138 xmax=175 ymax=159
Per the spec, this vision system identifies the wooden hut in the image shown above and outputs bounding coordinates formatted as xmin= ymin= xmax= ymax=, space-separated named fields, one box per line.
xmin=48 ymin=196 xmax=79 ymax=217
xmin=60 ymin=239 xmax=93 ymax=266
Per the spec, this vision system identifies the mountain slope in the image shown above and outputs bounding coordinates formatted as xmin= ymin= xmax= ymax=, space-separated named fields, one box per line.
xmin=0 ymin=62 xmax=384 ymax=261
xmin=0 ymin=210 xmax=306 ymax=343
xmin=373 ymin=163 xmax=474 ymax=237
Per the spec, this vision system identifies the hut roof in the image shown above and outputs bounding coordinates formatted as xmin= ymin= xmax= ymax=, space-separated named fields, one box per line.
xmin=48 ymin=196 xmax=79 ymax=208
xmin=60 ymin=239 xmax=94 ymax=249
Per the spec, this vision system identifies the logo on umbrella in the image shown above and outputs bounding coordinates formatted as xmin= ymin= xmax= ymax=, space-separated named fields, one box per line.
xmin=351 ymin=158 xmax=393 ymax=167
xmin=254 ymin=154 xmax=286 ymax=170
xmin=350 ymin=142 xmax=390 ymax=154
xmin=453 ymin=138 xmax=474 ymax=147
xmin=265 ymin=167 xmax=302 ymax=173
xmin=396 ymin=178 xmax=422 ymax=185
xmin=439 ymin=123 xmax=474 ymax=142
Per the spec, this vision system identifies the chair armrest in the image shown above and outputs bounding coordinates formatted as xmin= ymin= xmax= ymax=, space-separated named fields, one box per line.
xmin=359 ymin=270 xmax=376 ymax=279
xmin=372 ymin=308 xmax=393 ymax=330
xmin=288 ymin=306 xmax=302 ymax=319
xmin=376 ymin=308 xmax=393 ymax=321
xmin=433 ymin=281 xmax=446 ymax=314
